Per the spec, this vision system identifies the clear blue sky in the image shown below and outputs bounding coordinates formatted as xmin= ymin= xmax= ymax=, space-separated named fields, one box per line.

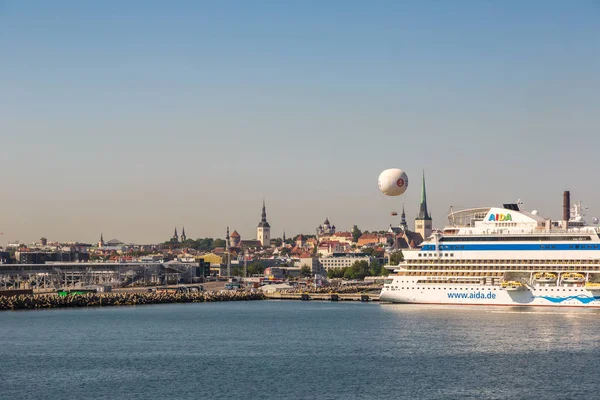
xmin=1 ymin=1 xmax=599 ymax=245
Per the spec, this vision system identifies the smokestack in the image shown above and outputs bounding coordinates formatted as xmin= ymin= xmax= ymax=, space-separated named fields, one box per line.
xmin=563 ymin=190 xmax=570 ymax=229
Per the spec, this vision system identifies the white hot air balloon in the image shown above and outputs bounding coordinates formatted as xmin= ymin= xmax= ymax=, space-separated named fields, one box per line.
xmin=378 ymin=169 xmax=409 ymax=196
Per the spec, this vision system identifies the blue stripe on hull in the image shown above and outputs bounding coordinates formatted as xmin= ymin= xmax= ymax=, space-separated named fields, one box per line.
xmin=422 ymin=244 xmax=600 ymax=251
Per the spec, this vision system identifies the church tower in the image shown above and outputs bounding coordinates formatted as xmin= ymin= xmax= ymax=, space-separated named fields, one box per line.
xmin=257 ymin=200 xmax=271 ymax=247
xmin=400 ymin=205 xmax=408 ymax=231
xmin=415 ymin=171 xmax=433 ymax=239
xmin=98 ymin=233 xmax=104 ymax=249
xmin=172 ymin=227 xmax=179 ymax=243
xmin=180 ymin=226 xmax=187 ymax=242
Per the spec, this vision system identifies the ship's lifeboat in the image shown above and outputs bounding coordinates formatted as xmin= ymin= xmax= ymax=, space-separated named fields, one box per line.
xmin=585 ymin=283 xmax=600 ymax=290
xmin=534 ymin=272 xmax=557 ymax=283
xmin=561 ymin=273 xmax=585 ymax=284
xmin=501 ymin=281 xmax=524 ymax=291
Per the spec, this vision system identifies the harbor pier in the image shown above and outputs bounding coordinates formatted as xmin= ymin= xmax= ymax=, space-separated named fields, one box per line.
xmin=264 ymin=292 xmax=379 ymax=301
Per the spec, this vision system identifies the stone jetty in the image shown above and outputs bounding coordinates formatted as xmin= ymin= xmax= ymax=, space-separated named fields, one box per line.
xmin=0 ymin=290 xmax=265 ymax=311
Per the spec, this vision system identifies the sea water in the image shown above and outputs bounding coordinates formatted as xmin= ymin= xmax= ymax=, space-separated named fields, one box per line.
xmin=1 ymin=301 xmax=600 ymax=399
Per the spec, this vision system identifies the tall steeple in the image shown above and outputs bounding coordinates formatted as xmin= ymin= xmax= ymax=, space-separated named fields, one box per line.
xmin=173 ymin=227 xmax=179 ymax=242
xmin=260 ymin=199 xmax=269 ymax=225
xmin=180 ymin=226 xmax=186 ymax=242
xmin=257 ymin=199 xmax=271 ymax=247
xmin=257 ymin=199 xmax=270 ymax=228
xmin=400 ymin=204 xmax=408 ymax=230
xmin=415 ymin=170 xmax=432 ymax=239
xmin=99 ymin=233 xmax=104 ymax=248
xmin=417 ymin=171 xmax=431 ymax=220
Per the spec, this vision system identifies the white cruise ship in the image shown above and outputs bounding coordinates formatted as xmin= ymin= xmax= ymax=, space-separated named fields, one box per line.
xmin=380 ymin=192 xmax=600 ymax=307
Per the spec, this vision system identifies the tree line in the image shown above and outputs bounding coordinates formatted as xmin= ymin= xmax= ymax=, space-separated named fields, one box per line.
xmin=164 ymin=238 xmax=227 ymax=251
xmin=326 ymin=259 xmax=389 ymax=280
xmin=325 ymin=251 xmax=403 ymax=280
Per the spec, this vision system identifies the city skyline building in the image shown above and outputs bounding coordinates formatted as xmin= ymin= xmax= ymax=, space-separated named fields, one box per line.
xmin=257 ymin=200 xmax=271 ymax=247
xmin=414 ymin=171 xmax=433 ymax=239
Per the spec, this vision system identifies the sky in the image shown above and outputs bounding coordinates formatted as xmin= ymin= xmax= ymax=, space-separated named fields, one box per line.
xmin=0 ymin=1 xmax=599 ymax=245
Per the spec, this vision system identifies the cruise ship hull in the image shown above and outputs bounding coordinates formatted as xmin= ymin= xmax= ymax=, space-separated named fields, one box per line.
xmin=380 ymin=283 xmax=600 ymax=307
xmin=382 ymin=200 xmax=600 ymax=308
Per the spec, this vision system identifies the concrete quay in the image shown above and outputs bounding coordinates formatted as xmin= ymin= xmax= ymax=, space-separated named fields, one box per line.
xmin=264 ymin=292 xmax=380 ymax=301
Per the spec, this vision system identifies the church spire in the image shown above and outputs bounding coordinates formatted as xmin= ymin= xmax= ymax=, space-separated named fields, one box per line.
xmin=414 ymin=170 xmax=433 ymax=240
xmin=173 ymin=227 xmax=179 ymax=242
xmin=258 ymin=199 xmax=270 ymax=227
xmin=417 ymin=170 xmax=431 ymax=220
xmin=257 ymin=199 xmax=271 ymax=247
xmin=400 ymin=204 xmax=407 ymax=230
xmin=181 ymin=226 xmax=186 ymax=242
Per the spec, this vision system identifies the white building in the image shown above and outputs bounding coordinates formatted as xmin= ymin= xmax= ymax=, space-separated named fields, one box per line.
xmin=317 ymin=254 xmax=373 ymax=272
xmin=256 ymin=200 xmax=271 ymax=247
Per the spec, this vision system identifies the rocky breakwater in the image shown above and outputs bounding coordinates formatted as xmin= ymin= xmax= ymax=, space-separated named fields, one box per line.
xmin=0 ymin=290 xmax=265 ymax=311
xmin=283 ymin=284 xmax=383 ymax=294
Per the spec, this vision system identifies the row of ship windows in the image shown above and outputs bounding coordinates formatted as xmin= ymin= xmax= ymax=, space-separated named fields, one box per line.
xmin=403 ymin=268 xmax=597 ymax=274
xmin=421 ymin=244 xmax=600 ymax=251
xmin=388 ymin=287 xmax=498 ymax=291
xmin=439 ymin=236 xmax=593 ymax=242
xmin=387 ymin=287 xmax=583 ymax=292
xmin=405 ymin=267 xmax=597 ymax=272
xmin=407 ymin=259 xmax=600 ymax=264
xmin=394 ymin=280 xmax=492 ymax=290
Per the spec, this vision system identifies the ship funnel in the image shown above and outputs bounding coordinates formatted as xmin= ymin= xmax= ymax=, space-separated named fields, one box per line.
xmin=563 ymin=190 xmax=570 ymax=228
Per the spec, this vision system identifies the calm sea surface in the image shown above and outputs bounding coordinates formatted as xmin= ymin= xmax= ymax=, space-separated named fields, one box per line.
xmin=1 ymin=301 xmax=600 ymax=399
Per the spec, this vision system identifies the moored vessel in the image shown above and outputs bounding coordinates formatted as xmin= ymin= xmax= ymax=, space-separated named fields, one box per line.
xmin=381 ymin=191 xmax=600 ymax=307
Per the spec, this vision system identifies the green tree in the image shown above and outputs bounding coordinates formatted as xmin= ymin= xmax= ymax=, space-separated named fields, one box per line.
xmin=279 ymin=248 xmax=291 ymax=257
xmin=179 ymin=239 xmax=196 ymax=249
xmin=247 ymin=262 xmax=265 ymax=276
xmin=361 ymin=247 xmax=375 ymax=256
xmin=369 ymin=259 xmax=382 ymax=276
xmin=295 ymin=234 xmax=316 ymax=240
xmin=300 ymin=265 xmax=312 ymax=277
xmin=274 ymin=238 xmax=283 ymax=247
xmin=327 ymin=268 xmax=344 ymax=279
xmin=345 ymin=260 xmax=370 ymax=280
xmin=389 ymin=251 xmax=404 ymax=265
xmin=187 ymin=238 xmax=214 ymax=251
xmin=351 ymin=225 xmax=362 ymax=243
xmin=212 ymin=238 xmax=226 ymax=249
